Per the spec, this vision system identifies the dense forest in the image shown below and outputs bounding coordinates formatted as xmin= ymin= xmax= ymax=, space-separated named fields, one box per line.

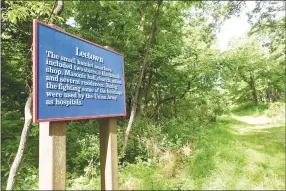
xmin=1 ymin=1 xmax=285 ymax=190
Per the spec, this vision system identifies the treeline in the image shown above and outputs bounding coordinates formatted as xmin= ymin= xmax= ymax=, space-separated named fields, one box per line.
xmin=1 ymin=1 xmax=284 ymax=189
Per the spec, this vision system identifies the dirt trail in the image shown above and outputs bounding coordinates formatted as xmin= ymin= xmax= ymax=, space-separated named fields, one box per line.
xmin=231 ymin=115 xmax=272 ymax=125
xmin=231 ymin=114 xmax=284 ymax=134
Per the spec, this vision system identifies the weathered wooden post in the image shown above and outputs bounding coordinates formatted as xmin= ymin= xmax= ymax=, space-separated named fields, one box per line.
xmin=99 ymin=118 xmax=118 ymax=190
xmin=36 ymin=23 xmax=67 ymax=190
xmin=99 ymin=46 xmax=119 ymax=190
xmin=33 ymin=20 xmax=125 ymax=190
xmin=39 ymin=122 xmax=66 ymax=190
xmin=98 ymin=46 xmax=119 ymax=190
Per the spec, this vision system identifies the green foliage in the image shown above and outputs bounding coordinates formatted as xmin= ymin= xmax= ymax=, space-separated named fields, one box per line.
xmin=221 ymin=37 xmax=269 ymax=104
xmin=231 ymin=102 xmax=269 ymax=116
xmin=1 ymin=0 xmax=284 ymax=190
xmin=1 ymin=111 xmax=23 ymax=189
xmin=119 ymin=114 xmax=285 ymax=190
xmin=66 ymin=120 xmax=100 ymax=175
xmin=231 ymin=101 xmax=285 ymax=123
xmin=120 ymin=118 xmax=155 ymax=163
xmin=265 ymin=102 xmax=285 ymax=124
xmin=1 ymin=110 xmax=39 ymax=190
xmin=266 ymin=102 xmax=285 ymax=117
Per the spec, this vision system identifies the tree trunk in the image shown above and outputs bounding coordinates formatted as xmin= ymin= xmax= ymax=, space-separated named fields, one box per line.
xmin=155 ymin=88 xmax=161 ymax=124
xmin=251 ymin=87 xmax=258 ymax=105
xmin=6 ymin=93 xmax=33 ymax=190
xmin=271 ymin=88 xmax=277 ymax=102
xmin=127 ymin=96 xmax=132 ymax=117
xmin=250 ymin=73 xmax=258 ymax=105
xmin=144 ymin=71 xmax=153 ymax=116
xmin=266 ymin=88 xmax=271 ymax=102
xmin=6 ymin=1 xmax=64 ymax=190
xmin=122 ymin=0 xmax=162 ymax=154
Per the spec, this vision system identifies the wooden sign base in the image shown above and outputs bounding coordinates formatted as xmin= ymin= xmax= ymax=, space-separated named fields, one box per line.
xmin=39 ymin=121 xmax=66 ymax=190
xmin=38 ymin=119 xmax=119 ymax=190
xmin=99 ymin=118 xmax=118 ymax=190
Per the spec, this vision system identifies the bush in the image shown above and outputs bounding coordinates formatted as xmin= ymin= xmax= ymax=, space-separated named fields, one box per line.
xmin=231 ymin=102 xmax=268 ymax=116
xmin=266 ymin=102 xmax=285 ymax=123
xmin=67 ymin=120 xmax=100 ymax=175
xmin=1 ymin=110 xmax=39 ymax=190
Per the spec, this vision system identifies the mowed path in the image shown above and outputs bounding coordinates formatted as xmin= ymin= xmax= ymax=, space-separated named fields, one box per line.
xmin=188 ymin=114 xmax=285 ymax=190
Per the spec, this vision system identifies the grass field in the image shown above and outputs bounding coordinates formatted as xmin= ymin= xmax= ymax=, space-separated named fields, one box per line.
xmin=185 ymin=116 xmax=285 ymax=190
xmin=67 ymin=103 xmax=285 ymax=190
xmin=118 ymin=105 xmax=286 ymax=190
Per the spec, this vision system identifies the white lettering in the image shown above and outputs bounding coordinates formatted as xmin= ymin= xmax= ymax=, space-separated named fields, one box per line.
xmin=75 ymin=47 xmax=104 ymax=63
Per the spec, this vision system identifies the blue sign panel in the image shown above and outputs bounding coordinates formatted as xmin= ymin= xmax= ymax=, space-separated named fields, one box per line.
xmin=33 ymin=20 xmax=126 ymax=122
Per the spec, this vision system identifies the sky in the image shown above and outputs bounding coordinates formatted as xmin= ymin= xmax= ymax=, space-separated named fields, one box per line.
xmin=215 ymin=1 xmax=256 ymax=52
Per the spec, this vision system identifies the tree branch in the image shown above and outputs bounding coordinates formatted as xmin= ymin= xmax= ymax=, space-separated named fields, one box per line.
xmin=6 ymin=1 xmax=64 ymax=190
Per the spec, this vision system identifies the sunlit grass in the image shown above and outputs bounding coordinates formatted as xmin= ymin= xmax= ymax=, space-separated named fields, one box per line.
xmin=68 ymin=105 xmax=285 ymax=190
xmin=119 ymin=114 xmax=285 ymax=190
xmin=185 ymin=117 xmax=285 ymax=190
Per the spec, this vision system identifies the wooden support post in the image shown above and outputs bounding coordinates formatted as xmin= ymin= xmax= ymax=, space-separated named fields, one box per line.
xmin=39 ymin=121 xmax=66 ymax=190
xmin=99 ymin=118 xmax=118 ymax=190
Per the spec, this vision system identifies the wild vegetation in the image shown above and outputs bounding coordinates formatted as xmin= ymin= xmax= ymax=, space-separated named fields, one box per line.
xmin=1 ymin=1 xmax=285 ymax=190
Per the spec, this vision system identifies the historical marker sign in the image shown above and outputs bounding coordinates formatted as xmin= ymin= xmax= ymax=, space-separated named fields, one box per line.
xmin=33 ymin=20 xmax=126 ymax=122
